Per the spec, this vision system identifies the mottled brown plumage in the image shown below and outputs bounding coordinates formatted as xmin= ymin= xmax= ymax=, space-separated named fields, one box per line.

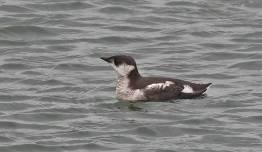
xmin=101 ymin=55 xmax=211 ymax=101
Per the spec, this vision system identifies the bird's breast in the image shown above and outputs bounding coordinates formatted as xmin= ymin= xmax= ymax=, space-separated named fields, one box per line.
xmin=116 ymin=78 xmax=146 ymax=101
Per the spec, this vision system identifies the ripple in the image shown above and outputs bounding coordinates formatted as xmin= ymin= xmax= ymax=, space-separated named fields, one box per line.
xmin=0 ymin=143 xmax=116 ymax=152
xmin=228 ymin=60 xmax=262 ymax=70
xmin=0 ymin=95 xmax=34 ymax=101
xmin=0 ymin=5 xmax=33 ymax=13
xmin=0 ymin=120 xmax=64 ymax=130
xmin=200 ymin=134 xmax=261 ymax=147
xmin=177 ymin=117 xmax=225 ymax=126
xmin=0 ymin=0 xmax=261 ymax=152
xmin=243 ymin=0 xmax=262 ymax=8
xmin=0 ymin=136 xmax=13 ymax=143
xmin=0 ymin=77 xmax=21 ymax=83
xmin=132 ymin=126 xmax=157 ymax=137
xmin=0 ymin=40 xmax=28 ymax=46
xmin=206 ymin=99 xmax=251 ymax=108
xmin=5 ymin=112 xmax=86 ymax=122
xmin=190 ymin=31 xmax=218 ymax=37
xmin=231 ymin=38 xmax=262 ymax=43
xmin=54 ymin=63 xmax=94 ymax=71
xmin=199 ymin=43 xmax=238 ymax=49
xmin=37 ymin=86 xmax=86 ymax=93
xmin=99 ymin=6 xmax=136 ymax=14
xmin=102 ymin=135 xmax=143 ymax=144
xmin=201 ymin=52 xmax=255 ymax=61
xmin=105 ymin=25 xmax=159 ymax=32
xmin=103 ymin=0 xmax=148 ymax=5
xmin=155 ymin=150 xmax=176 ymax=152
xmin=26 ymin=2 xmax=93 ymax=11
xmin=186 ymin=73 xmax=237 ymax=80
xmin=0 ymin=26 xmax=58 ymax=40
xmin=165 ymin=1 xmax=202 ymax=7
xmin=0 ymin=102 xmax=38 ymax=111
xmin=91 ymin=36 xmax=149 ymax=44
xmin=0 ymin=144 xmax=60 ymax=152
xmin=21 ymin=71 xmax=43 ymax=76
xmin=20 ymin=79 xmax=71 ymax=86
xmin=0 ymin=63 xmax=31 ymax=70
xmin=239 ymin=115 xmax=262 ymax=123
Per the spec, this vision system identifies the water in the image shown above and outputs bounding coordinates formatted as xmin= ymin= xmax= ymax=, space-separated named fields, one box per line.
xmin=0 ymin=0 xmax=262 ymax=151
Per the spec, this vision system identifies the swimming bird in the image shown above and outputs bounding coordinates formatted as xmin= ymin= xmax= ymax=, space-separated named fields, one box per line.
xmin=100 ymin=55 xmax=211 ymax=101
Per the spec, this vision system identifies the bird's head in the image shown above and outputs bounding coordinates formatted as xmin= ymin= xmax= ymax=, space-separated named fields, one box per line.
xmin=100 ymin=55 xmax=140 ymax=77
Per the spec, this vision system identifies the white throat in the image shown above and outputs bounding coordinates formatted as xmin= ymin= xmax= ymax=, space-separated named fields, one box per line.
xmin=111 ymin=63 xmax=135 ymax=77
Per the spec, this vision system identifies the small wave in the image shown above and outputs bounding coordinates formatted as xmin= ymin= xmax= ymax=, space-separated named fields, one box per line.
xmin=132 ymin=126 xmax=157 ymax=137
xmin=0 ymin=95 xmax=33 ymax=101
xmin=91 ymin=36 xmax=148 ymax=44
xmin=6 ymin=112 xmax=86 ymax=122
xmin=0 ymin=5 xmax=33 ymax=13
xmin=231 ymin=38 xmax=262 ymax=43
xmin=0 ymin=120 xmax=63 ymax=130
xmin=99 ymin=6 xmax=135 ymax=14
xmin=0 ymin=77 xmax=21 ymax=83
xmin=228 ymin=60 xmax=262 ymax=70
xmin=177 ymin=116 xmax=225 ymax=126
xmin=54 ymin=63 xmax=93 ymax=71
xmin=165 ymin=1 xmax=202 ymax=7
xmin=0 ymin=26 xmax=58 ymax=40
xmin=103 ymin=0 xmax=148 ymax=5
xmin=22 ymin=71 xmax=43 ymax=75
xmin=206 ymin=99 xmax=249 ymax=108
xmin=101 ymin=135 xmax=143 ymax=144
xmin=37 ymin=86 xmax=86 ymax=93
xmin=200 ymin=43 xmax=237 ymax=49
xmin=239 ymin=115 xmax=262 ymax=123
xmin=190 ymin=31 xmax=218 ymax=37
xmin=26 ymin=2 xmax=93 ymax=11
xmin=0 ymin=144 xmax=59 ymax=152
xmin=20 ymin=79 xmax=71 ymax=86
xmin=242 ymin=0 xmax=262 ymax=8
xmin=0 ymin=63 xmax=31 ymax=70
xmin=0 ymin=102 xmax=38 ymax=111
xmin=240 ymin=31 xmax=262 ymax=38
xmin=27 ymin=107 xmax=88 ymax=114
xmin=200 ymin=134 xmax=261 ymax=147
xmin=0 ymin=40 xmax=28 ymax=46
xmin=105 ymin=25 xmax=159 ymax=32
xmin=201 ymin=52 xmax=254 ymax=61
xmin=0 ymin=136 xmax=13 ymax=143
xmin=186 ymin=73 xmax=237 ymax=80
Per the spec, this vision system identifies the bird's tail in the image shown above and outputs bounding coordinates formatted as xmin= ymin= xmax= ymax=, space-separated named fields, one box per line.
xmin=179 ymin=83 xmax=212 ymax=99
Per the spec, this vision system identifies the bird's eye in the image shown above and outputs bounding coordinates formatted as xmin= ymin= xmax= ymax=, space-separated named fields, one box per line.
xmin=114 ymin=59 xmax=121 ymax=66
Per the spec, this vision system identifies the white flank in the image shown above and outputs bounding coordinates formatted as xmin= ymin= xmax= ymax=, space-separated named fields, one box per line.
xmin=146 ymin=81 xmax=174 ymax=90
xmin=182 ymin=85 xmax=194 ymax=93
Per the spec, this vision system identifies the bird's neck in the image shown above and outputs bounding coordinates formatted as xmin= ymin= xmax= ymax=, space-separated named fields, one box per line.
xmin=117 ymin=69 xmax=141 ymax=87
xmin=128 ymin=68 xmax=141 ymax=80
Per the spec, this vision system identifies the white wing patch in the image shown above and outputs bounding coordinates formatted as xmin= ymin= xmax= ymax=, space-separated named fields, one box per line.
xmin=182 ymin=85 xmax=194 ymax=93
xmin=146 ymin=81 xmax=175 ymax=90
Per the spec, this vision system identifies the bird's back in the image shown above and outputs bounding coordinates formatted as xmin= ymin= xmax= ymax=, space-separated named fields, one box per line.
xmin=130 ymin=76 xmax=211 ymax=100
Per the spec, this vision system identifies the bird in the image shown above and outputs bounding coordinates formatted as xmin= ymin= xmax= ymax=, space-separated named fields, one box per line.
xmin=100 ymin=55 xmax=211 ymax=101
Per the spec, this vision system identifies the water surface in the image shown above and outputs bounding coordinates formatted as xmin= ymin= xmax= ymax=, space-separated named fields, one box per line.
xmin=0 ymin=0 xmax=262 ymax=152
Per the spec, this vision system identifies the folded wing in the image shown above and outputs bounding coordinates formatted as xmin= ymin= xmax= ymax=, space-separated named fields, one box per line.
xmin=143 ymin=81 xmax=183 ymax=100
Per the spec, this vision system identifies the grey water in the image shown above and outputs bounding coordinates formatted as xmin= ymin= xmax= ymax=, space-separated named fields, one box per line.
xmin=0 ymin=0 xmax=262 ymax=152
